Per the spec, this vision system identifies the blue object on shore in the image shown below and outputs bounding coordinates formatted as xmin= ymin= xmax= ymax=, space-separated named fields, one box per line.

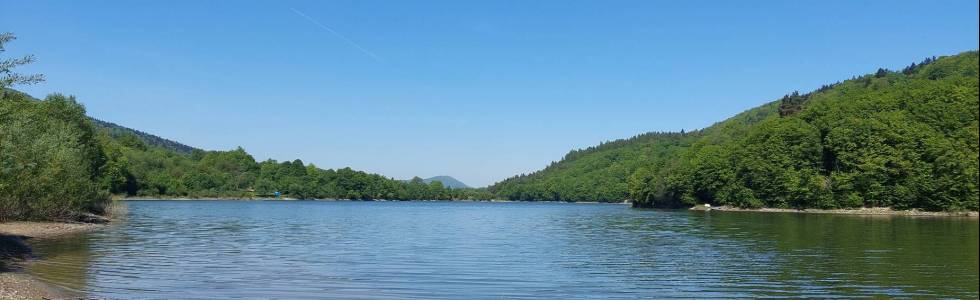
xmin=274 ymin=191 xmax=281 ymax=199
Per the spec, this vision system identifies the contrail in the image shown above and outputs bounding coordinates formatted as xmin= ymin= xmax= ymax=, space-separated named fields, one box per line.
xmin=290 ymin=7 xmax=383 ymax=62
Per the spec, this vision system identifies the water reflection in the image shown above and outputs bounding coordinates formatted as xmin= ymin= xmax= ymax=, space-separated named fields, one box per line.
xmin=23 ymin=201 xmax=980 ymax=299
xmin=693 ymin=211 xmax=980 ymax=297
xmin=25 ymin=234 xmax=94 ymax=296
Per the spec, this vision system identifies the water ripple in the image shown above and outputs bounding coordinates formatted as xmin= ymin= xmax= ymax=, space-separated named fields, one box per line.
xmin=24 ymin=201 xmax=980 ymax=299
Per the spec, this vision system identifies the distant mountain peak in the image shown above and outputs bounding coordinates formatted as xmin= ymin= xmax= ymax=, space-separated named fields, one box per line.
xmin=411 ymin=176 xmax=470 ymax=189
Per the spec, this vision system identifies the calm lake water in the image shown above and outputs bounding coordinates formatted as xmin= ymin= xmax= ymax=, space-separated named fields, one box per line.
xmin=26 ymin=201 xmax=979 ymax=299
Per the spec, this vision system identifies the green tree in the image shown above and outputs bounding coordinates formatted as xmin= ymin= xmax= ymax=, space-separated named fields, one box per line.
xmin=0 ymin=33 xmax=44 ymax=89
xmin=1 ymin=94 xmax=110 ymax=220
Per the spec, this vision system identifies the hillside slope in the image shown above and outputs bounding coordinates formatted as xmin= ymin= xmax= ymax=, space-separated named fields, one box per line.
xmin=636 ymin=52 xmax=978 ymax=211
xmin=90 ymin=118 xmax=198 ymax=154
xmin=488 ymin=132 xmax=699 ymax=202
xmin=488 ymin=89 xmax=781 ymax=202
xmin=2 ymin=88 xmax=199 ymax=154
xmin=491 ymin=51 xmax=979 ymax=211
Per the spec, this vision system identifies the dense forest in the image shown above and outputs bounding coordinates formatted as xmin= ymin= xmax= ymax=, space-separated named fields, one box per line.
xmin=488 ymin=131 xmax=699 ymax=202
xmin=1 ymin=90 xmax=110 ymax=221
xmin=635 ymin=53 xmax=979 ymax=211
xmin=0 ymin=33 xmax=490 ymax=221
xmin=491 ymin=51 xmax=979 ymax=211
xmin=92 ymin=118 xmax=199 ymax=154
xmin=96 ymin=136 xmax=492 ymax=201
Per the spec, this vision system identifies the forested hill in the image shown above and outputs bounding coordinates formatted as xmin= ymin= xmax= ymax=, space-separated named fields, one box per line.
xmin=487 ymin=85 xmax=782 ymax=202
xmin=1 ymin=88 xmax=199 ymax=154
xmin=422 ymin=176 xmax=470 ymax=189
xmin=491 ymin=51 xmax=979 ymax=212
xmin=488 ymin=132 xmax=700 ymax=202
xmin=90 ymin=118 xmax=198 ymax=154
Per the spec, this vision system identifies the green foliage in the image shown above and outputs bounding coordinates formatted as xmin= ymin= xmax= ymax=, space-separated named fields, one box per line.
xmin=778 ymin=91 xmax=808 ymax=117
xmin=99 ymin=136 xmax=492 ymax=201
xmin=488 ymin=132 xmax=698 ymax=202
xmin=91 ymin=118 xmax=198 ymax=154
xmin=1 ymin=92 xmax=110 ymax=221
xmin=633 ymin=51 xmax=979 ymax=211
xmin=491 ymin=51 xmax=978 ymax=212
xmin=0 ymin=33 xmax=44 ymax=88
xmin=1 ymin=33 xmax=108 ymax=221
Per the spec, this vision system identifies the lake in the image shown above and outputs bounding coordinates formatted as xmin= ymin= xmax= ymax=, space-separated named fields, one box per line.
xmin=25 ymin=201 xmax=979 ymax=299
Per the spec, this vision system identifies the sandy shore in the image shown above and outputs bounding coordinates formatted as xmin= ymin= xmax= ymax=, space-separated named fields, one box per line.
xmin=1 ymin=222 xmax=105 ymax=300
xmin=0 ymin=272 xmax=71 ymax=300
xmin=697 ymin=205 xmax=979 ymax=217
xmin=0 ymin=222 xmax=104 ymax=239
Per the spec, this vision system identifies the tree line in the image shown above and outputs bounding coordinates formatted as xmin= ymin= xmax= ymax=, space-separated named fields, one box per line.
xmin=102 ymin=137 xmax=492 ymax=201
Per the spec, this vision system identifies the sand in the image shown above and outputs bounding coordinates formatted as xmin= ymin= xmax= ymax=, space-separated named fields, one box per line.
xmin=1 ymin=221 xmax=104 ymax=300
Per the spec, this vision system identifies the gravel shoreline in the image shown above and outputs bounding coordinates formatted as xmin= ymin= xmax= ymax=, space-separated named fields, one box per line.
xmin=1 ymin=221 xmax=104 ymax=300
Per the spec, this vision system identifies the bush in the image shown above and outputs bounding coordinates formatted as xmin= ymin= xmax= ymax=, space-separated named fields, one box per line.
xmin=1 ymin=92 xmax=110 ymax=221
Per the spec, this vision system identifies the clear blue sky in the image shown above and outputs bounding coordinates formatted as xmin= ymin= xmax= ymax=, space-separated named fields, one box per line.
xmin=2 ymin=0 xmax=978 ymax=187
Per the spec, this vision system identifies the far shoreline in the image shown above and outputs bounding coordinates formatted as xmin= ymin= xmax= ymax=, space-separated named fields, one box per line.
xmin=687 ymin=205 xmax=979 ymax=218
xmin=118 ymin=197 xmax=978 ymax=216
xmin=118 ymin=197 xmax=634 ymax=205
